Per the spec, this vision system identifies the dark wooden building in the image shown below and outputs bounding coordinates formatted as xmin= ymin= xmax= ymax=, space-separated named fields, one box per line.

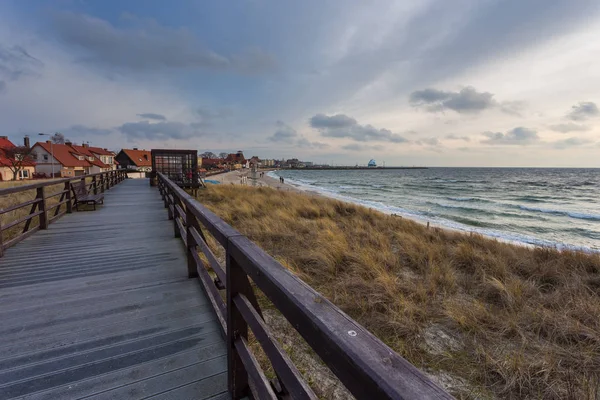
xmin=150 ymin=149 xmax=200 ymax=189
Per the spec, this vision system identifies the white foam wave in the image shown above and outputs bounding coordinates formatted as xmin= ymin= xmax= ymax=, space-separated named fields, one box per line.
xmin=519 ymin=205 xmax=600 ymax=221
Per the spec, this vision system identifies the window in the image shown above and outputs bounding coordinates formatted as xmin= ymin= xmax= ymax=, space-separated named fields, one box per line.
xmin=88 ymin=156 xmax=94 ymax=161
xmin=79 ymin=156 xmax=85 ymax=161
xmin=19 ymin=169 xmax=29 ymax=179
xmin=31 ymin=153 xmax=37 ymax=160
xmin=43 ymin=154 xmax=49 ymax=161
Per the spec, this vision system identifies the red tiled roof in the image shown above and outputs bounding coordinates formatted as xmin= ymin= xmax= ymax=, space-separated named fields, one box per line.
xmin=121 ymin=149 xmax=152 ymax=167
xmin=87 ymin=146 xmax=114 ymax=156
xmin=70 ymin=145 xmax=110 ymax=168
xmin=0 ymin=138 xmax=36 ymax=167
xmin=34 ymin=142 xmax=91 ymax=167
xmin=225 ymin=153 xmax=245 ymax=163
xmin=0 ymin=137 xmax=15 ymax=150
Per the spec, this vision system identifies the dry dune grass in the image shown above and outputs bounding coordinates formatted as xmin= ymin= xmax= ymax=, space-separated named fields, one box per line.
xmin=196 ymin=184 xmax=600 ymax=399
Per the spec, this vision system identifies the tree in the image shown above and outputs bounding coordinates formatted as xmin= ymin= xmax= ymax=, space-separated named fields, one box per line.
xmin=51 ymin=132 xmax=66 ymax=144
xmin=200 ymin=151 xmax=217 ymax=159
xmin=3 ymin=145 xmax=35 ymax=181
xmin=218 ymin=152 xmax=228 ymax=159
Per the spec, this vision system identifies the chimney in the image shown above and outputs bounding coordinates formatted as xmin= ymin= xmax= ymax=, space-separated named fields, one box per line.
xmin=133 ymin=147 xmax=138 ymax=150
xmin=24 ymin=136 xmax=30 ymax=148
xmin=82 ymin=143 xmax=89 ymax=148
xmin=46 ymin=140 xmax=52 ymax=144
xmin=65 ymin=141 xmax=72 ymax=146
xmin=0 ymin=136 xmax=7 ymax=140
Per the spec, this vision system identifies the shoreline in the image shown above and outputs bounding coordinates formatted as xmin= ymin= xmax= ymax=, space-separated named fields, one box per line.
xmin=205 ymin=169 xmax=595 ymax=253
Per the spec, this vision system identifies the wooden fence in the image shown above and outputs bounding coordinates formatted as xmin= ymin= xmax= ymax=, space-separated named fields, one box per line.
xmin=0 ymin=170 xmax=127 ymax=256
xmin=156 ymin=172 xmax=453 ymax=400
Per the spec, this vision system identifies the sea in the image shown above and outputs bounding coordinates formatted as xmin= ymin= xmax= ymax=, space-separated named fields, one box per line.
xmin=269 ymin=168 xmax=600 ymax=252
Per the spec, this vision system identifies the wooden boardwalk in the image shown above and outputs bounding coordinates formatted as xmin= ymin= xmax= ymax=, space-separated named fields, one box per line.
xmin=0 ymin=179 xmax=228 ymax=400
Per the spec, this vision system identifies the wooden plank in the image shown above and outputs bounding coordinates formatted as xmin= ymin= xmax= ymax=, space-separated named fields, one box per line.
xmin=191 ymin=226 xmax=227 ymax=284
xmin=0 ymin=198 xmax=40 ymax=215
xmin=0 ymin=210 xmax=43 ymax=231
xmin=229 ymin=235 xmax=452 ymax=400
xmin=191 ymin=250 xmax=227 ymax=333
xmin=234 ymin=294 xmax=317 ymax=399
xmin=234 ymin=336 xmax=277 ymax=400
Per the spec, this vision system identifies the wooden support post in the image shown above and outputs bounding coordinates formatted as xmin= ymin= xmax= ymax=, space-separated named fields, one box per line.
xmin=173 ymin=196 xmax=181 ymax=238
xmin=65 ymin=181 xmax=72 ymax=213
xmin=37 ymin=186 xmax=48 ymax=229
xmin=186 ymin=206 xmax=200 ymax=279
xmin=0 ymin=220 xmax=4 ymax=258
xmin=167 ymin=189 xmax=174 ymax=220
xmin=92 ymin=175 xmax=98 ymax=195
xmin=226 ymin=250 xmax=250 ymax=399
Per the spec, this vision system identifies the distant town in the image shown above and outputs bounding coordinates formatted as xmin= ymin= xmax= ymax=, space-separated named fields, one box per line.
xmin=0 ymin=133 xmax=327 ymax=182
xmin=0 ymin=132 xmax=427 ymax=182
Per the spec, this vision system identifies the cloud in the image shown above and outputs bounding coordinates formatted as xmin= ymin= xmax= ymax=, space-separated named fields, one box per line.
xmin=481 ymin=127 xmax=539 ymax=145
xmin=117 ymin=120 xmax=201 ymax=140
xmin=310 ymin=113 xmax=357 ymax=129
xmin=499 ymin=101 xmax=525 ymax=117
xmin=266 ymin=121 xmax=328 ymax=148
xmin=445 ymin=134 xmax=471 ymax=142
xmin=548 ymin=122 xmax=590 ymax=133
xmin=341 ymin=143 xmax=384 ymax=151
xmin=297 ymin=137 xmax=329 ymax=149
xmin=310 ymin=113 xmax=408 ymax=143
xmin=137 ymin=113 xmax=166 ymax=121
xmin=0 ymin=45 xmax=44 ymax=88
xmin=567 ymin=101 xmax=599 ymax=121
xmin=552 ymin=137 xmax=593 ymax=149
xmin=49 ymin=12 xmax=275 ymax=74
xmin=416 ymin=137 xmax=440 ymax=146
xmin=62 ymin=125 xmax=112 ymax=138
xmin=409 ymin=86 xmax=496 ymax=114
xmin=268 ymin=120 xmax=298 ymax=143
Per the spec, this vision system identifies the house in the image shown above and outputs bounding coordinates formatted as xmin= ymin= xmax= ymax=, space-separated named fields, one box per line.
xmin=201 ymin=158 xmax=225 ymax=170
xmin=85 ymin=146 xmax=117 ymax=170
xmin=248 ymin=156 xmax=262 ymax=169
xmin=31 ymin=141 xmax=111 ymax=177
xmin=262 ymin=159 xmax=275 ymax=167
xmin=115 ymin=148 xmax=152 ymax=172
xmin=224 ymin=151 xmax=247 ymax=168
xmin=0 ymin=136 xmax=36 ymax=181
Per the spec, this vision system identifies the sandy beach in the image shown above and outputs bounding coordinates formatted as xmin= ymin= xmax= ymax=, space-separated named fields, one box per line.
xmin=205 ymin=169 xmax=305 ymax=193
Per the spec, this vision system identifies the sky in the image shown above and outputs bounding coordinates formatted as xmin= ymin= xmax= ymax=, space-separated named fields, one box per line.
xmin=1 ymin=0 xmax=600 ymax=167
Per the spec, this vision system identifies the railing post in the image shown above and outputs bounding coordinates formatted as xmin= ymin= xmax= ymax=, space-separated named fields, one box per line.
xmin=227 ymin=249 xmax=250 ymax=399
xmin=167 ymin=188 xmax=174 ymax=220
xmin=186 ymin=206 xmax=200 ymax=279
xmin=37 ymin=186 xmax=48 ymax=229
xmin=0 ymin=220 xmax=4 ymax=258
xmin=173 ymin=196 xmax=182 ymax=238
xmin=92 ymin=175 xmax=98 ymax=195
xmin=64 ymin=181 xmax=72 ymax=214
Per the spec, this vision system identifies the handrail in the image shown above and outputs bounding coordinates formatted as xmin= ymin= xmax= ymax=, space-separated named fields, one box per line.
xmin=0 ymin=170 xmax=127 ymax=256
xmin=156 ymin=172 xmax=453 ymax=400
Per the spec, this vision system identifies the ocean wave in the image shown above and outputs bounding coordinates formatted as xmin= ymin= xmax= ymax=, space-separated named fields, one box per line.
xmin=518 ymin=205 xmax=600 ymax=221
xmin=446 ymin=196 xmax=492 ymax=203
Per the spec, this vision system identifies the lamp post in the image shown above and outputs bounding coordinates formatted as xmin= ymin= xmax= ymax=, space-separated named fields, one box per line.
xmin=38 ymin=133 xmax=55 ymax=178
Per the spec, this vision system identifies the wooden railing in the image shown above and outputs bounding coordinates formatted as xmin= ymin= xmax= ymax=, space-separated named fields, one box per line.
xmin=157 ymin=172 xmax=453 ymax=400
xmin=0 ymin=170 xmax=127 ymax=256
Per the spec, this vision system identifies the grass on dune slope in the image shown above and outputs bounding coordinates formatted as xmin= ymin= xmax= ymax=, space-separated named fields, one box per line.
xmin=196 ymin=184 xmax=600 ymax=399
